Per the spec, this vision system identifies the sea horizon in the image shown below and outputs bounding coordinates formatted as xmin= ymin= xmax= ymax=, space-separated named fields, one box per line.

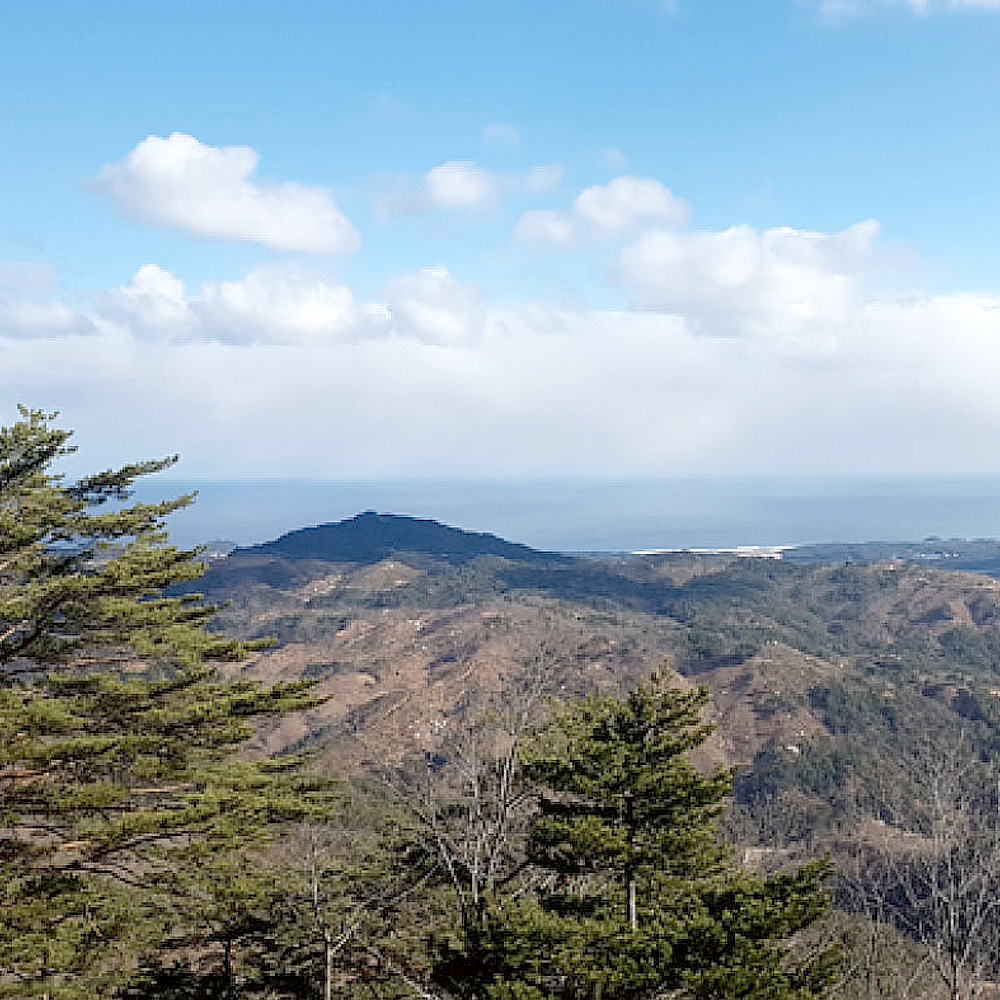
xmin=132 ymin=476 xmax=1000 ymax=554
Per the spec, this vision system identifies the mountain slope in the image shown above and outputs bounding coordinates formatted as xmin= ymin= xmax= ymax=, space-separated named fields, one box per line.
xmin=197 ymin=514 xmax=1000 ymax=855
xmin=237 ymin=511 xmax=566 ymax=565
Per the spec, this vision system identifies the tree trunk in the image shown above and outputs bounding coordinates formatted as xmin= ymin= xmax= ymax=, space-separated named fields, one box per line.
xmin=324 ymin=926 xmax=332 ymax=1000
xmin=223 ymin=937 xmax=234 ymax=998
xmin=624 ymin=792 xmax=637 ymax=932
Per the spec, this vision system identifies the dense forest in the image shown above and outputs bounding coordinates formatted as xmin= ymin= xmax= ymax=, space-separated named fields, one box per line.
xmin=7 ymin=410 xmax=1000 ymax=999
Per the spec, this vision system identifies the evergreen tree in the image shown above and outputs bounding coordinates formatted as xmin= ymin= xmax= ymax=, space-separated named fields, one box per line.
xmin=0 ymin=408 xmax=322 ymax=999
xmin=439 ymin=677 xmax=838 ymax=1000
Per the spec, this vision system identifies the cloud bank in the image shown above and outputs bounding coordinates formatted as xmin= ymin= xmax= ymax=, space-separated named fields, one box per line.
xmin=6 ymin=207 xmax=1000 ymax=479
xmin=8 ymin=145 xmax=998 ymax=480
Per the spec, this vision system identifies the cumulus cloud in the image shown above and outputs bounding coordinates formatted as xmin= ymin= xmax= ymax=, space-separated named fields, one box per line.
xmin=197 ymin=271 xmax=376 ymax=345
xmin=92 ymin=133 xmax=360 ymax=254
xmin=425 ymin=161 xmax=498 ymax=210
xmin=104 ymin=265 xmax=369 ymax=345
xmin=105 ymin=264 xmax=194 ymax=336
xmin=617 ymin=220 xmax=881 ymax=339
xmin=514 ymin=175 xmax=690 ymax=249
xmin=381 ymin=266 xmax=481 ymax=345
xmin=100 ymin=264 xmax=482 ymax=347
xmin=575 ymin=176 xmax=689 ymax=232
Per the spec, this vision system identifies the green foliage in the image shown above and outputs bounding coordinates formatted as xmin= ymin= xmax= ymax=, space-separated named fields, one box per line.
xmin=436 ymin=678 xmax=838 ymax=1000
xmin=0 ymin=408 xmax=324 ymax=998
xmin=0 ymin=408 xmax=243 ymax=671
xmin=936 ymin=626 xmax=1000 ymax=673
xmin=736 ymin=744 xmax=865 ymax=807
xmin=249 ymin=511 xmax=562 ymax=566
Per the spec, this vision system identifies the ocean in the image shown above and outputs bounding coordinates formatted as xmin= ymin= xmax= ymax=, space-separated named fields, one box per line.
xmin=132 ymin=478 xmax=1000 ymax=553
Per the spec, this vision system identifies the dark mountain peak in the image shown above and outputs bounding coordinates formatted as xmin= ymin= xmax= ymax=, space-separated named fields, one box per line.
xmin=236 ymin=511 xmax=566 ymax=565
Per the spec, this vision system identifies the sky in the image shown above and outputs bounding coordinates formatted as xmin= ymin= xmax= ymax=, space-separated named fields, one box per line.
xmin=4 ymin=0 xmax=1000 ymax=481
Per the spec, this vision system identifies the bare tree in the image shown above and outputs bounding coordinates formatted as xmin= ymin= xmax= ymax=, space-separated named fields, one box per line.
xmin=268 ymin=651 xmax=560 ymax=1000
xmin=390 ymin=659 xmax=553 ymax=961
xmin=836 ymin=846 xmax=947 ymax=1000
xmin=273 ymin=814 xmax=454 ymax=1000
xmin=838 ymin=738 xmax=1000 ymax=1000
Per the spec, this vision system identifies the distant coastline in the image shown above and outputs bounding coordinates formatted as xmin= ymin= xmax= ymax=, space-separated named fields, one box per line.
xmin=633 ymin=545 xmax=792 ymax=559
xmin=134 ymin=477 xmax=1000 ymax=554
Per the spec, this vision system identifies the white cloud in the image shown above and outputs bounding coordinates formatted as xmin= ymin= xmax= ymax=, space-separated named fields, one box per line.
xmin=196 ymin=271 xmax=375 ymax=345
xmin=375 ymin=160 xmax=563 ymax=219
xmin=0 ymin=265 xmax=95 ymax=338
xmin=574 ymin=176 xmax=690 ymax=233
xmin=105 ymin=264 xmax=194 ymax=336
xmin=12 ymin=214 xmax=1000 ymax=480
xmin=104 ymin=265 xmax=373 ymax=345
xmin=514 ymin=175 xmax=689 ymax=249
xmin=0 ymin=300 xmax=94 ymax=339
xmin=482 ymin=122 xmax=521 ymax=147
xmin=382 ymin=266 xmax=481 ymax=345
xmin=93 ymin=133 xmax=360 ymax=254
xmin=101 ymin=264 xmax=482 ymax=347
xmin=617 ymin=220 xmax=881 ymax=338
xmin=12 ymin=282 xmax=1000 ymax=480
xmin=425 ymin=161 xmax=498 ymax=210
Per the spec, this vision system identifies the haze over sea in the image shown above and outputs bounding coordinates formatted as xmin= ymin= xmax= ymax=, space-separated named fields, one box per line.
xmin=138 ymin=478 xmax=1000 ymax=554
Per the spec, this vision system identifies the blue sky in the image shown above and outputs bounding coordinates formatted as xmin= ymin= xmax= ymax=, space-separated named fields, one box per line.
xmin=3 ymin=0 xmax=1000 ymax=479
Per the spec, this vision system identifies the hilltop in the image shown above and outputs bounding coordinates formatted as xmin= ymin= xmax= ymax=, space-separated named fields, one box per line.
xmin=236 ymin=510 xmax=565 ymax=565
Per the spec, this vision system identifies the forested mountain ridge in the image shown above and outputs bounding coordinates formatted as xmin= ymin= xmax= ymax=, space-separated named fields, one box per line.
xmin=196 ymin=514 xmax=1000 ymax=794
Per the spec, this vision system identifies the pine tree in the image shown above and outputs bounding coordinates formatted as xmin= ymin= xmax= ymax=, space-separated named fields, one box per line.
xmin=445 ymin=677 xmax=838 ymax=1000
xmin=0 ymin=408 xmax=322 ymax=999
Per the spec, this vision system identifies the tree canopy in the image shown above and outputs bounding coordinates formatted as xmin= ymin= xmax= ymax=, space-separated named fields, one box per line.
xmin=0 ymin=408 xmax=321 ymax=999
xmin=434 ymin=678 xmax=838 ymax=1000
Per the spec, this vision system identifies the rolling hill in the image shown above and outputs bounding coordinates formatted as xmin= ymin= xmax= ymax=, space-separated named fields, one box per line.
xmin=193 ymin=514 xmax=1000 ymax=855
